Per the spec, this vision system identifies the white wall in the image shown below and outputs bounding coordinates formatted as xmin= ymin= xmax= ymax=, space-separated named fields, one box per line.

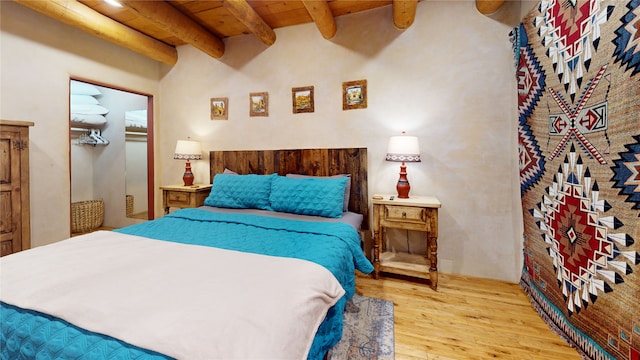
xmin=1 ymin=1 xmax=525 ymax=282
xmin=160 ymin=1 xmax=524 ymax=281
xmin=0 ymin=1 xmax=161 ymax=246
xmin=125 ymin=138 xmax=149 ymax=216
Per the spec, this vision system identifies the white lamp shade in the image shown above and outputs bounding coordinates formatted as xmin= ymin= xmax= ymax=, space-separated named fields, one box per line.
xmin=173 ymin=140 xmax=202 ymax=160
xmin=386 ymin=135 xmax=421 ymax=162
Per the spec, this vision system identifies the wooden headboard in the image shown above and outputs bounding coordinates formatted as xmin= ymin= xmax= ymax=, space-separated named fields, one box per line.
xmin=209 ymin=148 xmax=369 ymax=230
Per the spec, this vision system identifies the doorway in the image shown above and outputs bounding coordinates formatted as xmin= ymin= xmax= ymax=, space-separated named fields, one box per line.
xmin=69 ymin=79 xmax=154 ymax=232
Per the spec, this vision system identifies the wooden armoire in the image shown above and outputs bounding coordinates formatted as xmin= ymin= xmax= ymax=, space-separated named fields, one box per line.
xmin=0 ymin=120 xmax=33 ymax=256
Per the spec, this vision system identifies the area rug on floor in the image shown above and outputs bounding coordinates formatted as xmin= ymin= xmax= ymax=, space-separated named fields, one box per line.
xmin=328 ymin=294 xmax=394 ymax=360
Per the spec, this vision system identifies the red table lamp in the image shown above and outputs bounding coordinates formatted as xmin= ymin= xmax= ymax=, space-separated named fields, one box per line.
xmin=173 ymin=139 xmax=202 ymax=186
xmin=386 ymin=132 xmax=421 ymax=198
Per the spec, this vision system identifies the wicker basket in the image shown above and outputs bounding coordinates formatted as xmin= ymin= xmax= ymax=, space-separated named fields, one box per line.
xmin=126 ymin=195 xmax=134 ymax=217
xmin=72 ymin=199 xmax=104 ymax=233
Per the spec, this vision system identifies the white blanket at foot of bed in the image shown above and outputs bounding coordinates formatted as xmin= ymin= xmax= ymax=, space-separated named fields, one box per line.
xmin=0 ymin=231 xmax=345 ymax=359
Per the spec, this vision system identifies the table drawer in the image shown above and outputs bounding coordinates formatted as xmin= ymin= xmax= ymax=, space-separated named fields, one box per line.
xmin=383 ymin=205 xmax=427 ymax=224
xmin=167 ymin=191 xmax=190 ymax=205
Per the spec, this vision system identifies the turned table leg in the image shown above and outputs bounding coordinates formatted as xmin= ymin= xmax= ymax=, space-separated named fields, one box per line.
xmin=428 ymin=235 xmax=438 ymax=290
xmin=372 ymin=203 xmax=381 ymax=279
xmin=373 ymin=228 xmax=380 ymax=279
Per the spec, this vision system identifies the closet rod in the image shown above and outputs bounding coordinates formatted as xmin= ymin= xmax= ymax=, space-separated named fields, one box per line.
xmin=125 ymin=131 xmax=147 ymax=135
xmin=71 ymin=127 xmax=100 ymax=132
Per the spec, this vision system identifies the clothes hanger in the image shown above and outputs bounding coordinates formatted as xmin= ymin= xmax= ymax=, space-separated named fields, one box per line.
xmin=79 ymin=129 xmax=95 ymax=145
xmin=89 ymin=129 xmax=109 ymax=145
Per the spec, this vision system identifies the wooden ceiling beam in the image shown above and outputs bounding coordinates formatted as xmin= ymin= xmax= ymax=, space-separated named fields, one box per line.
xmin=13 ymin=0 xmax=178 ymax=65
xmin=122 ymin=1 xmax=225 ymax=59
xmin=301 ymin=0 xmax=337 ymax=40
xmin=392 ymin=0 xmax=418 ymax=29
xmin=476 ymin=0 xmax=505 ymax=15
xmin=223 ymin=0 xmax=276 ymax=46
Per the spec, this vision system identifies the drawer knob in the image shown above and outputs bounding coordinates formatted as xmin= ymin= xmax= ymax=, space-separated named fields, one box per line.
xmin=402 ymin=211 xmax=406 ymax=218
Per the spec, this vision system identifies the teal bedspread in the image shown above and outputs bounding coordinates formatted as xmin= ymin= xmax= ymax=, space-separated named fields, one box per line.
xmin=116 ymin=208 xmax=373 ymax=359
xmin=1 ymin=208 xmax=373 ymax=360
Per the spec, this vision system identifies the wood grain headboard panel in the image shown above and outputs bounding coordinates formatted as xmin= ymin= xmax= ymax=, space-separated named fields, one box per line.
xmin=209 ymin=148 xmax=369 ymax=229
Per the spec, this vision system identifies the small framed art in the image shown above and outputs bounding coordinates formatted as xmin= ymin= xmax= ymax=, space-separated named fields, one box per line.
xmin=292 ymin=86 xmax=314 ymax=114
xmin=342 ymin=80 xmax=367 ymax=110
xmin=210 ymin=97 xmax=228 ymax=120
xmin=249 ymin=92 xmax=269 ymax=117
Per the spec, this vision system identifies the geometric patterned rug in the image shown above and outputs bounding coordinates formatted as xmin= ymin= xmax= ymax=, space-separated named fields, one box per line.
xmin=514 ymin=1 xmax=640 ymax=359
xmin=328 ymin=295 xmax=394 ymax=360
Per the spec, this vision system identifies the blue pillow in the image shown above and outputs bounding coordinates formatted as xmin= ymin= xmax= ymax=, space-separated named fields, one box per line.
xmin=205 ymin=174 xmax=274 ymax=210
xmin=286 ymin=174 xmax=351 ymax=212
xmin=269 ymin=176 xmax=347 ymax=218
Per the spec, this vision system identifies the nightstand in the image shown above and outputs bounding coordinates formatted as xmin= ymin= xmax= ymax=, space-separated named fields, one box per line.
xmin=372 ymin=194 xmax=441 ymax=290
xmin=160 ymin=184 xmax=212 ymax=214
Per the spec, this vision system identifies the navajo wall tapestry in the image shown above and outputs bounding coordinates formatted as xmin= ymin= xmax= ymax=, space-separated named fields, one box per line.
xmin=515 ymin=0 xmax=639 ymax=359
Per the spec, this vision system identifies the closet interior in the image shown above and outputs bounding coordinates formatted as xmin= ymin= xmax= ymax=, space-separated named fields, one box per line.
xmin=69 ymin=79 xmax=153 ymax=234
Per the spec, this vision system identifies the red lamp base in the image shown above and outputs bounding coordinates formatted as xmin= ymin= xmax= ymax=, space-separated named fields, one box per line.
xmin=183 ymin=160 xmax=194 ymax=186
xmin=396 ymin=162 xmax=411 ymax=198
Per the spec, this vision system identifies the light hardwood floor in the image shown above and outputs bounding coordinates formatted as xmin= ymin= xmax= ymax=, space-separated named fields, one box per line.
xmin=355 ymin=273 xmax=582 ymax=360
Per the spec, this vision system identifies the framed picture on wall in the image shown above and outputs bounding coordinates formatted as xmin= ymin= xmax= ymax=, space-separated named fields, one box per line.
xmin=249 ymin=92 xmax=268 ymax=117
xmin=210 ymin=97 xmax=228 ymax=120
xmin=342 ymin=80 xmax=367 ymax=110
xmin=292 ymin=86 xmax=314 ymax=114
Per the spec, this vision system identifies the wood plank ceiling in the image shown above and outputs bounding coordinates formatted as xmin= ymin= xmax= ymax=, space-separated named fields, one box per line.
xmin=14 ymin=0 xmax=505 ymax=65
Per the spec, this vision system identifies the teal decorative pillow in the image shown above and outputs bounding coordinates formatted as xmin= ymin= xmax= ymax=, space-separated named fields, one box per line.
xmin=270 ymin=176 xmax=348 ymax=218
xmin=205 ymin=174 xmax=274 ymax=210
xmin=286 ymin=174 xmax=351 ymax=212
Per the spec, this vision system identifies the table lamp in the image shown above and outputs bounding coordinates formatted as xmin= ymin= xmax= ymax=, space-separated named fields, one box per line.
xmin=173 ymin=139 xmax=202 ymax=186
xmin=386 ymin=132 xmax=421 ymax=198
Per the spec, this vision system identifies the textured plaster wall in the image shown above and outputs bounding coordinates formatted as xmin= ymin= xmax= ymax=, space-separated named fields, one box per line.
xmin=160 ymin=2 xmax=524 ymax=281
xmin=0 ymin=2 xmax=161 ymax=247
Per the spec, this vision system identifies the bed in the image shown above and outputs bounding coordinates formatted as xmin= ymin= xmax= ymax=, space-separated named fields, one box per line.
xmin=0 ymin=147 xmax=372 ymax=360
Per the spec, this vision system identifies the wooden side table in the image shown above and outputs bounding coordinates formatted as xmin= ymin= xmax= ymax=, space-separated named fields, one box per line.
xmin=372 ymin=194 xmax=441 ymax=290
xmin=160 ymin=184 xmax=212 ymax=214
